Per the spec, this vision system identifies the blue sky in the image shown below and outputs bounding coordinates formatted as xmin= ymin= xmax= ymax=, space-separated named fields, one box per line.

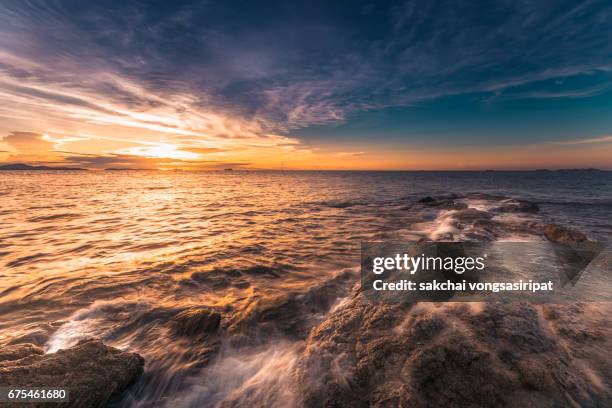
xmin=0 ymin=0 xmax=611 ymax=169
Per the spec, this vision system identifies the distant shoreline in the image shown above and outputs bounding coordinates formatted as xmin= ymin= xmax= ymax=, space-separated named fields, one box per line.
xmin=0 ymin=163 xmax=87 ymax=171
xmin=0 ymin=163 xmax=608 ymax=172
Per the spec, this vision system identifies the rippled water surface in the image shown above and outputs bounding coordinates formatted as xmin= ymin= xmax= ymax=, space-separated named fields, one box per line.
xmin=1 ymin=170 xmax=611 ymax=406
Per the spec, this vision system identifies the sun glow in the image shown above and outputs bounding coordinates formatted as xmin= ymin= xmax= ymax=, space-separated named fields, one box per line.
xmin=117 ymin=144 xmax=201 ymax=160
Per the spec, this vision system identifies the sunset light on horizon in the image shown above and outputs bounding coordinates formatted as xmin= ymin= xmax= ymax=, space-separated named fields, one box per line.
xmin=1 ymin=1 xmax=611 ymax=170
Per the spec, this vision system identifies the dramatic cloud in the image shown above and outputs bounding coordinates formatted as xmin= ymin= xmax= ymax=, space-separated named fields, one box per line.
xmin=2 ymin=131 xmax=54 ymax=154
xmin=0 ymin=1 xmax=611 ymax=168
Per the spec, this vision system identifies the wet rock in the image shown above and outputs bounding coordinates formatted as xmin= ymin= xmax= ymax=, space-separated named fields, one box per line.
xmin=293 ymin=297 xmax=611 ymax=408
xmin=461 ymin=209 xmax=490 ymax=221
xmin=464 ymin=192 xmax=507 ymax=201
xmin=170 ymin=308 xmax=221 ymax=337
xmin=190 ymin=270 xmax=233 ymax=289
xmin=469 ymin=303 xmax=554 ymax=354
xmin=0 ymin=339 xmax=144 ymax=408
xmin=0 ymin=343 xmax=44 ymax=362
xmin=242 ymin=265 xmax=281 ymax=277
xmin=542 ymin=223 xmax=602 ymax=288
xmin=544 ymin=223 xmax=588 ymax=243
xmin=294 ymin=291 xmax=413 ymax=407
xmin=417 ymin=195 xmax=467 ymax=210
xmin=453 ymin=208 xmax=493 ymax=223
xmin=229 ymin=270 xmax=356 ymax=341
xmin=441 ymin=201 xmax=469 ymax=210
xmin=324 ymin=200 xmax=361 ymax=208
xmin=498 ymin=199 xmax=539 ymax=213
xmin=408 ymin=331 xmax=516 ymax=407
xmin=542 ymin=303 xmax=607 ymax=345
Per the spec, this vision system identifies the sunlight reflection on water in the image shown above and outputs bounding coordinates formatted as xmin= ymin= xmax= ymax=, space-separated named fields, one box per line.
xmin=0 ymin=170 xmax=610 ymax=406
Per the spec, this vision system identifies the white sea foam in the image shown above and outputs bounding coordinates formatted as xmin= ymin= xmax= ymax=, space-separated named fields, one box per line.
xmin=415 ymin=210 xmax=461 ymax=241
xmin=45 ymin=300 xmax=149 ymax=353
xmin=161 ymin=342 xmax=300 ymax=408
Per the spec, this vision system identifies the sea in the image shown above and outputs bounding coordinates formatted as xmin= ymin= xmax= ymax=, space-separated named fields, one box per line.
xmin=0 ymin=170 xmax=610 ymax=406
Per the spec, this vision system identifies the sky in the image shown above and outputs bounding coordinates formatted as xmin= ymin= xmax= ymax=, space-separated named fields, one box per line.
xmin=0 ymin=0 xmax=611 ymax=170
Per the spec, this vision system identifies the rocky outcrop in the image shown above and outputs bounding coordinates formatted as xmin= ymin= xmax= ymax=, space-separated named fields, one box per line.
xmin=0 ymin=343 xmax=44 ymax=362
xmin=418 ymin=195 xmax=468 ymax=210
xmin=293 ymin=291 xmax=611 ymax=407
xmin=0 ymin=339 xmax=144 ymax=408
xmin=544 ymin=223 xmax=588 ymax=243
xmin=497 ymin=199 xmax=539 ymax=213
xmin=453 ymin=208 xmax=493 ymax=223
xmin=170 ymin=308 xmax=221 ymax=337
xmin=416 ymin=194 xmax=547 ymax=241
xmin=228 ymin=269 xmax=356 ymax=341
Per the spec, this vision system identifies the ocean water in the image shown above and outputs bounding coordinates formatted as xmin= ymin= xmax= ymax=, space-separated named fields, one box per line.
xmin=0 ymin=170 xmax=611 ymax=406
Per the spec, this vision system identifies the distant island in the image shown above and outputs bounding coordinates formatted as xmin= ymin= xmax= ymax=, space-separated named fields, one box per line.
xmin=535 ymin=168 xmax=602 ymax=172
xmin=105 ymin=168 xmax=152 ymax=171
xmin=0 ymin=163 xmax=87 ymax=171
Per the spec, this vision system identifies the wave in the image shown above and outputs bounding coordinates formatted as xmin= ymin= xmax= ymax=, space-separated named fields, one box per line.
xmin=27 ymin=213 xmax=82 ymax=222
xmin=158 ymin=342 xmax=300 ymax=408
xmin=45 ymin=300 xmax=150 ymax=353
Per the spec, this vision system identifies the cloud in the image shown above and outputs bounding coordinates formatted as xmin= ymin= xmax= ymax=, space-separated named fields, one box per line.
xmin=60 ymin=152 xmax=226 ymax=170
xmin=0 ymin=0 xmax=611 ymax=163
xmin=335 ymin=151 xmax=365 ymax=157
xmin=2 ymin=131 xmax=54 ymax=154
xmin=180 ymin=147 xmax=224 ymax=154
xmin=0 ymin=131 xmax=65 ymax=163
xmin=544 ymin=135 xmax=612 ymax=146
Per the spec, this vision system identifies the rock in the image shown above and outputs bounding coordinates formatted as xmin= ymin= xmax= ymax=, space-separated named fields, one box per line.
xmin=242 ymin=265 xmax=281 ymax=277
xmin=0 ymin=343 xmax=44 ymax=362
xmin=170 ymin=308 xmax=221 ymax=337
xmin=453 ymin=208 xmax=493 ymax=223
xmin=417 ymin=195 xmax=468 ymax=210
xmin=293 ymin=296 xmax=612 ymax=407
xmin=498 ymin=199 xmax=539 ymax=213
xmin=439 ymin=201 xmax=468 ymax=210
xmin=542 ymin=303 xmax=607 ymax=345
xmin=464 ymin=192 xmax=506 ymax=200
xmin=228 ymin=269 xmax=356 ymax=341
xmin=408 ymin=331 xmax=515 ymax=407
xmin=0 ymin=339 xmax=144 ymax=408
xmin=544 ymin=224 xmax=588 ymax=243
xmin=469 ymin=302 xmax=554 ymax=354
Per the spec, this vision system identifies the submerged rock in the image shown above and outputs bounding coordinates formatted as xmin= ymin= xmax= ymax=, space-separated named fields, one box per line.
xmin=0 ymin=338 xmax=144 ymax=408
xmin=544 ymin=223 xmax=588 ymax=243
xmin=228 ymin=269 xmax=356 ymax=342
xmin=170 ymin=308 xmax=221 ymax=337
xmin=497 ymin=199 xmax=539 ymax=213
xmin=417 ymin=195 xmax=467 ymax=210
xmin=453 ymin=208 xmax=493 ymax=223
